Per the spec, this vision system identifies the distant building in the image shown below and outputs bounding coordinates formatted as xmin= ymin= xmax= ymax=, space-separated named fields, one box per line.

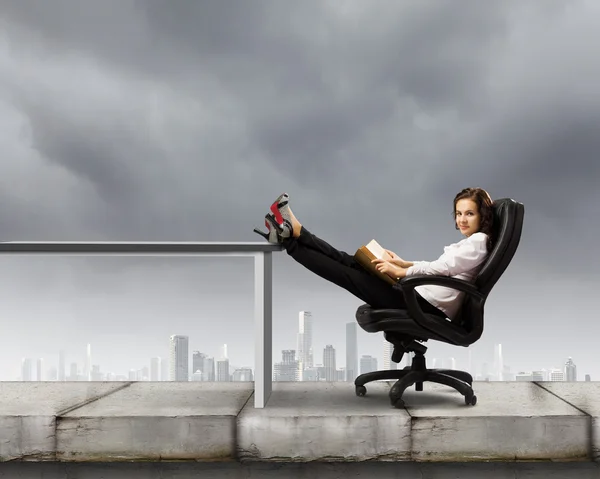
xmin=383 ymin=339 xmax=397 ymax=370
xmin=91 ymin=365 xmax=103 ymax=381
xmin=446 ymin=357 xmax=456 ymax=371
xmin=323 ymin=345 xmax=336 ymax=381
xmin=301 ymin=367 xmax=320 ymax=381
xmin=404 ymin=352 xmax=415 ymax=369
xmin=502 ymin=365 xmax=515 ymax=381
xmin=58 ymin=350 xmax=66 ymax=382
xmin=515 ymin=372 xmax=533 ymax=381
xmin=531 ymin=370 xmax=546 ymax=381
xmin=297 ymin=311 xmax=313 ymax=379
xmin=36 ymin=358 xmax=44 ymax=381
xmin=68 ymin=362 xmax=79 ymax=381
xmin=548 ymin=368 xmax=565 ymax=381
xmin=232 ymin=368 xmax=254 ymax=381
xmin=21 ymin=358 xmax=33 ymax=381
xmin=169 ymin=335 xmax=189 ymax=381
xmin=216 ymin=359 xmax=230 ymax=382
xmin=161 ymin=358 xmax=169 ymax=382
xmin=274 ymin=350 xmax=299 ymax=381
xmin=150 ymin=357 xmax=161 ymax=381
xmin=192 ymin=351 xmax=207 ymax=379
xmin=46 ymin=366 xmax=58 ymax=381
xmin=565 ymin=357 xmax=577 ymax=381
xmin=493 ymin=344 xmax=503 ymax=381
xmin=85 ymin=344 xmax=92 ymax=381
xmin=585 ymin=374 xmax=591 ymax=382
xmin=202 ymin=357 xmax=215 ymax=381
xmin=360 ymin=355 xmax=378 ymax=375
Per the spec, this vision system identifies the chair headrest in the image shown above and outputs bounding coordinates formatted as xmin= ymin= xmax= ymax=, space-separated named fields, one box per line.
xmin=475 ymin=198 xmax=524 ymax=296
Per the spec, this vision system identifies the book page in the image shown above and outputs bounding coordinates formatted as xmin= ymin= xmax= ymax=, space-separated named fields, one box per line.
xmin=366 ymin=239 xmax=387 ymax=260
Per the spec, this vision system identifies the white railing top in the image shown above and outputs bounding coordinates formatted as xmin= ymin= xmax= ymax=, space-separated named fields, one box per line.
xmin=0 ymin=241 xmax=284 ymax=255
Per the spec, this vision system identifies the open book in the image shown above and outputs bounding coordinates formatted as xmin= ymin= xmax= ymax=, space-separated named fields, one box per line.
xmin=353 ymin=239 xmax=397 ymax=286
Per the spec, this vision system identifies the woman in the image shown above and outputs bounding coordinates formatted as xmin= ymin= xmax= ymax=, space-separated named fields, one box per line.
xmin=253 ymin=187 xmax=494 ymax=321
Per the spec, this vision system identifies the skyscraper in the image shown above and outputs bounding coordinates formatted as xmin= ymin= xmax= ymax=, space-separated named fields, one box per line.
xmin=217 ymin=359 xmax=230 ymax=381
xmin=565 ymin=357 xmax=577 ymax=381
xmin=345 ymin=322 xmax=358 ymax=382
xmin=297 ymin=311 xmax=313 ymax=379
xmin=216 ymin=344 xmax=229 ymax=381
xmin=323 ymin=345 xmax=336 ymax=381
xmin=169 ymin=335 xmax=189 ymax=381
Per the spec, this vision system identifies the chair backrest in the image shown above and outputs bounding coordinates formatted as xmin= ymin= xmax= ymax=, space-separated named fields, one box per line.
xmin=456 ymin=198 xmax=525 ymax=342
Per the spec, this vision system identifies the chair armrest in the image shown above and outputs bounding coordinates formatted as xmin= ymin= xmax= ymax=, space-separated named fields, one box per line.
xmin=392 ymin=275 xmax=484 ymax=340
xmin=399 ymin=275 xmax=484 ymax=301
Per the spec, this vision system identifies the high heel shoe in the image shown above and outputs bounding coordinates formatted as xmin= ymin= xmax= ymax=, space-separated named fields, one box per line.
xmin=269 ymin=193 xmax=293 ymax=238
xmin=253 ymin=214 xmax=284 ymax=244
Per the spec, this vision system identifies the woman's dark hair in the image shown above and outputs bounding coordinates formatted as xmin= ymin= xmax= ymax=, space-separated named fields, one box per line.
xmin=453 ymin=187 xmax=494 ymax=251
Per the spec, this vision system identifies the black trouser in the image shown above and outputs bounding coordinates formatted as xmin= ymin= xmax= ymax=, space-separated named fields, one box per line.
xmin=284 ymin=226 xmax=446 ymax=317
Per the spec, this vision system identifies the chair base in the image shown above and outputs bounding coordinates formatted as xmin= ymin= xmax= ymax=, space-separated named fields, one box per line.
xmin=354 ymin=354 xmax=477 ymax=408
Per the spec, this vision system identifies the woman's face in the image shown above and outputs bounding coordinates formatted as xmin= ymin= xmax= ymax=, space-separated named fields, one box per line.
xmin=455 ymin=198 xmax=481 ymax=237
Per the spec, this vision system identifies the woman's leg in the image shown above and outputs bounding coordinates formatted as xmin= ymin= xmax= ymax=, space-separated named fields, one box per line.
xmin=295 ymin=226 xmax=362 ymax=270
xmin=275 ymin=200 xmax=446 ymax=316
xmin=285 ymin=228 xmax=447 ymax=318
xmin=284 ymin=231 xmax=406 ymax=309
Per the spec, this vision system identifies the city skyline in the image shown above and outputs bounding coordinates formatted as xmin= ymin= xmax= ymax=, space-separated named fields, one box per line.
xmin=13 ymin=311 xmax=590 ymax=383
xmin=1 ymin=2 xmax=599 ymax=383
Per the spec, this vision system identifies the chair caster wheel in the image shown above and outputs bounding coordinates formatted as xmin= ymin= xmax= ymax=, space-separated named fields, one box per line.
xmin=393 ymin=398 xmax=405 ymax=409
xmin=465 ymin=393 xmax=477 ymax=406
xmin=355 ymin=385 xmax=367 ymax=397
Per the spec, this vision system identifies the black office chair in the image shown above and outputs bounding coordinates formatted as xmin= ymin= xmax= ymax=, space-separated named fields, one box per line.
xmin=354 ymin=198 xmax=524 ymax=408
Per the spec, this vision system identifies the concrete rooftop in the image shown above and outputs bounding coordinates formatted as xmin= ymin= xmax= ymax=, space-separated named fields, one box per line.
xmin=0 ymin=380 xmax=598 ymax=470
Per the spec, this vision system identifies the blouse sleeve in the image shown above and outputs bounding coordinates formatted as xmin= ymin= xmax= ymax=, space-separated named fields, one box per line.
xmin=406 ymin=233 xmax=488 ymax=277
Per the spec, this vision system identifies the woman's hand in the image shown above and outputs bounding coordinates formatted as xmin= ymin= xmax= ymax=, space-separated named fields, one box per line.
xmin=371 ymin=258 xmax=406 ymax=280
xmin=384 ymin=249 xmax=407 ymax=268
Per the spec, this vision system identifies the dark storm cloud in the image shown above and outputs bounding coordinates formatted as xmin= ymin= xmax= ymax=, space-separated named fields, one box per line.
xmin=2 ymin=0 xmax=517 ymax=188
xmin=1 ymin=0 xmax=596 ymax=253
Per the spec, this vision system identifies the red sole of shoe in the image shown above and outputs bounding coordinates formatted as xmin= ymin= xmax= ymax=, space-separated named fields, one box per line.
xmin=270 ymin=200 xmax=285 ymax=225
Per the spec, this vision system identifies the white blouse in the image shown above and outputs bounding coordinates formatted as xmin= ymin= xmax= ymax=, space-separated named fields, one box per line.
xmin=405 ymin=232 xmax=489 ymax=320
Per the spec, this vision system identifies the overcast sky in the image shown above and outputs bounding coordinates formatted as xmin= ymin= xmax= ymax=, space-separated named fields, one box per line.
xmin=0 ymin=0 xmax=599 ymax=381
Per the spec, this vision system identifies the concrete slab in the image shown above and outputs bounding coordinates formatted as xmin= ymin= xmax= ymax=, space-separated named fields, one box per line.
xmin=56 ymin=382 xmax=254 ymax=462
xmin=403 ymin=381 xmax=590 ymax=462
xmin=0 ymin=382 xmax=130 ymax=462
xmin=536 ymin=382 xmax=600 ymax=461
xmin=237 ymin=381 xmax=411 ymax=462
